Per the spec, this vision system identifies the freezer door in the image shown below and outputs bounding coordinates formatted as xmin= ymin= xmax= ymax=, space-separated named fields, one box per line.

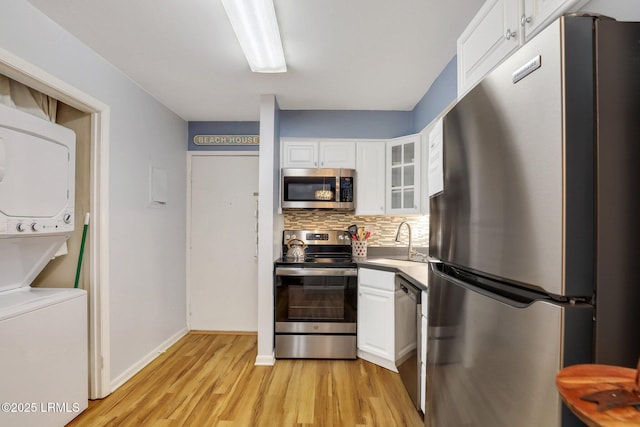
xmin=426 ymin=266 xmax=592 ymax=427
xmin=429 ymin=17 xmax=595 ymax=297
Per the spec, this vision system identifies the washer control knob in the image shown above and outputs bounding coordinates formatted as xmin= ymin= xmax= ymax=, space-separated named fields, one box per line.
xmin=16 ymin=223 xmax=26 ymax=232
xmin=63 ymin=213 xmax=72 ymax=224
xmin=31 ymin=223 xmax=41 ymax=232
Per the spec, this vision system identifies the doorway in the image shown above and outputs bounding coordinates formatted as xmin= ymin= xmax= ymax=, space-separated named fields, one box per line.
xmin=187 ymin=153 xmax=259 ymax=331
xmin=0 ymin=48 xmax=110 ymax=399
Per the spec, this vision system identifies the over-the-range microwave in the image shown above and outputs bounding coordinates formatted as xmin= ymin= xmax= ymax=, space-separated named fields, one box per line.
xmin=281 ymin=168 xmax=355 ymax=210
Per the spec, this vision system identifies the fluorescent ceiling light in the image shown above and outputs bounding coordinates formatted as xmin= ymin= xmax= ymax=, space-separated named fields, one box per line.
xmin=221 ymin=0 xmax=287 ymax=73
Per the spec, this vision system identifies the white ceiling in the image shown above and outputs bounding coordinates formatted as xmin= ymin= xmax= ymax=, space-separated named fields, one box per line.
xmin=25 ymin=0 xmax=485 ymax=121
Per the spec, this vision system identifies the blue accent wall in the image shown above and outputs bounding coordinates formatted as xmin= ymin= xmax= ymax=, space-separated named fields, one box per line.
xmin=187 ymin=55 xmax=458 ymax=147
xmin=412 ymin=56 xmax=458 ymax=132
xmin=279 ymin=110 xmax=412 ymax=139
xmin=188 ymin=121 xmax=260 ymax=151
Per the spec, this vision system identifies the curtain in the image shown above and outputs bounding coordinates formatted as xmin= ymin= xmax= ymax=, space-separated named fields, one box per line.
xmin=0 ymin=75 xmax=57 ymax=122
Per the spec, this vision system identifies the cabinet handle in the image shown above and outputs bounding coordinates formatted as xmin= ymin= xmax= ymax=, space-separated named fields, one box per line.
xmin=506 ymin=29 xmax=516 ymax=40
xmin=521 ymin=15 xmax=532 ymax=27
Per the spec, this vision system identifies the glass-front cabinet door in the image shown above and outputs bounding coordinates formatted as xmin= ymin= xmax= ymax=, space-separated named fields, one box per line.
xmin=386 ymin=134 xmax=421 ymax=214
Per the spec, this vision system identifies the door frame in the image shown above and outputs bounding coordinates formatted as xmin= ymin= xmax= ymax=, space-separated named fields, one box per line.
xmin=186 ymin=151 xmax=258 ymax=330
xmin=0 ymin=47 xmax=111 ymax=399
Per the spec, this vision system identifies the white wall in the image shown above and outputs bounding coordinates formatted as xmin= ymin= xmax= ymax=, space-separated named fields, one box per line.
xmin=581 ymin=0 xmax=640 ymax=20
xmin=256 ymin=95 xmax=283 ymax=364
xmin=0 ymin=0 xmax=188 ymax=388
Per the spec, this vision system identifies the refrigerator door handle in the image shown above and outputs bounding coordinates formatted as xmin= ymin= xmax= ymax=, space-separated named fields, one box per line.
xmin=431 ymin=265 xmax=537 ymax=309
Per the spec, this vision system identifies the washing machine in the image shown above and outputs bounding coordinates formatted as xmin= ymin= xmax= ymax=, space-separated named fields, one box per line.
xmin=0 ymin=103 xmax=88 ymax=426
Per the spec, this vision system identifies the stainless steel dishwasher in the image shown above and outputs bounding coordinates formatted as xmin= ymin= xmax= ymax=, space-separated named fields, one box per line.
xmin=395 ymin=275 xmax=422 ymax=412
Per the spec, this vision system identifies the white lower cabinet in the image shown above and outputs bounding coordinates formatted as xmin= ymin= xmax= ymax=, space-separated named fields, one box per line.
xmin=421 ymin=290 xmax=428 ymax=413
xmin=358 ymin=268 xmax=428 ymax=412
xmin=357 ymin=268 xmax=396 ymax=371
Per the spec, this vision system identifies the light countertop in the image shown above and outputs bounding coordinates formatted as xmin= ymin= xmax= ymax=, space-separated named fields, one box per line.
xmin=356 ymin=257 xmax=429 ymax=291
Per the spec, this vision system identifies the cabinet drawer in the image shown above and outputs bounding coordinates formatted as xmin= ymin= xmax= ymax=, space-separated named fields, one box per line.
xmin=358 ymin=268 xmax=395 ymax=291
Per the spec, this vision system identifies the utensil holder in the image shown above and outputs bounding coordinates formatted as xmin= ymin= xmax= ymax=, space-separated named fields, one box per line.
xmin=352 ymin=241 xmax=367 ymax=259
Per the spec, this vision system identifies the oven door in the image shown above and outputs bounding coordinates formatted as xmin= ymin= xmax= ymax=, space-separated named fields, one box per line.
xmin=275 ymin=267 xmax=357 ymax=334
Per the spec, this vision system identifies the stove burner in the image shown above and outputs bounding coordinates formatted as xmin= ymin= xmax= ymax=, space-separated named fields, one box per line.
xmin=278 ymin=230 xmax=354 ymax=267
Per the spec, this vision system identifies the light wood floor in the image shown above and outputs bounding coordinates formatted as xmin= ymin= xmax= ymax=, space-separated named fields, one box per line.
xmin=68 ymin=332 xmax=423 ymax=427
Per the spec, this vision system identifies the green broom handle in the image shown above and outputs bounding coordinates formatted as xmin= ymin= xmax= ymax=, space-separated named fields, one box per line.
xmin=74 ymin=213 xmax=90 ymax=289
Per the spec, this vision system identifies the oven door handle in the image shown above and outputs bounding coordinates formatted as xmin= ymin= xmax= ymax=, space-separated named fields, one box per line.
xmin=275 ymin=267 xmax=357 ymax=277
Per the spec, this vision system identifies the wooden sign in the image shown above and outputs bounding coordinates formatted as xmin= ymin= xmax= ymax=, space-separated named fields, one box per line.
xmin=193 ymin=135 xmax=259 ymax=146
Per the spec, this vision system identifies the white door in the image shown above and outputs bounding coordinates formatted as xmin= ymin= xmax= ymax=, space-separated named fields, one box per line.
xmin=188 ymin=154 xmax=259 ymax=331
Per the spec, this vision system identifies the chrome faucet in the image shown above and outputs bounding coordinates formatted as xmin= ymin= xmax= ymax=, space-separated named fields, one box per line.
xmin=395 ymin=221 xmax=413 ymax=260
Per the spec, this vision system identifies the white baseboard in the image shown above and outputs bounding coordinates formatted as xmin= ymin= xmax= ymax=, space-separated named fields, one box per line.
xmin=357 ymin=349 xmax=398 ymax=373
xmin=109 ymin=327 xmax=188 ymax=392
xmin=254 ymin=352 xmax=275 ymax=366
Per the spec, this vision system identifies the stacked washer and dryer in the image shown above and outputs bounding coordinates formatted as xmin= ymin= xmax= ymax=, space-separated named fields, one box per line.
xmin=0 ymin=103 xmax=88 ymax=426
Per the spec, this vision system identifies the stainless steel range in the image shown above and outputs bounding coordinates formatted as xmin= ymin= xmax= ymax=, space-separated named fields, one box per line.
xmin=274 ymin=229 xmax=357 ymax=359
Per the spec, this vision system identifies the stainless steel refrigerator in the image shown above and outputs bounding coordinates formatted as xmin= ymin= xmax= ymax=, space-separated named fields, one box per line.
xmin=427 ymin=14 xmax=640 ymax=427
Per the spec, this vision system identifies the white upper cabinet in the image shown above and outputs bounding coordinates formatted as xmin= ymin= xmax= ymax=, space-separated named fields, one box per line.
xmin=356 ymin=141 xmax=386 ymax=215
xmin=420 ymin=121 xmax=438 ymax=215
xmin=458 ymin=0 xmax=588 ymax=96
xmin=281 ymin=140 xmax=318 ymax=168
xmin=318 ymin=141 xmax=356 ymax=169
xmin=457 ymin=0 xmax=520 ymax=97
xmin=522 ymin=0 xmax=588 ymax=41
xmin=281 ymin=139 xmax=356 ymax=169
xmin=386 ymin=134 xmax=421 ymax=215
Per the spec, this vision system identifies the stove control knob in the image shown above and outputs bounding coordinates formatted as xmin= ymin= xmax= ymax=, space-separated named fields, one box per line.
xmin=16 ymin=223 xmax=26 ymax=232
xmin=284 ymin=234 xmax=290 ymax=240
xmin=338 ymin=235 xmax=344 ymax=240
xmin=31 ymin=223 xmax=41 ymax=232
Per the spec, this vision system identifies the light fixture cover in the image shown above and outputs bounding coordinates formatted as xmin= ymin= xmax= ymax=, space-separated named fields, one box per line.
xmin=221 ymin=0 xmax=287 ymax=73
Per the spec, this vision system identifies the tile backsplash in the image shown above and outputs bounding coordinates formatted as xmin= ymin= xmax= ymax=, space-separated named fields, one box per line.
xmin=284 ymin=211 xmax=429 ymax=247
